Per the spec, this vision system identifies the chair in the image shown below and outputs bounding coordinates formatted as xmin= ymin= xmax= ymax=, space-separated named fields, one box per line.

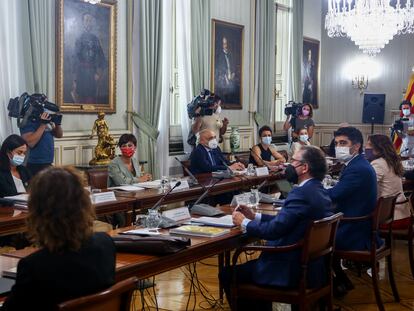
xmin=230 ymin=213 xmax=343 ymax=311
xmin=57 ymin=277 xmax=138 ymax=311
xmin=334 ymin=196 xmax=399 ymax=311
xmin=180 ymin=160 xmax=191 ymax=176
xmin=380 ymin=194 xmax=414 ymax=278
xmin=87 ymin=168 xmax=109 ymax=189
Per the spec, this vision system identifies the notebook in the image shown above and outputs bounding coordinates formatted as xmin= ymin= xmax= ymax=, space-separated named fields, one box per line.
xmin=170 ymin=225 xmax=230 ymax=238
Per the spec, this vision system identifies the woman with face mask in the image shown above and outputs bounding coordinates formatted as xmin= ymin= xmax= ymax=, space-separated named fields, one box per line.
xmin=249 ymin=125 xmax=286 ymax=167
xmin=366 ymin=134 xmax=411 ymax=229
xmin=283 ymin=103 xmax=315 ymax=140
xmin=290 ymin=128 xmax=311 ymax=157
xmin=107 ymin=134 xmax=152 ymax=187
xmin=0 ymin=134 xmax=31 ymax=198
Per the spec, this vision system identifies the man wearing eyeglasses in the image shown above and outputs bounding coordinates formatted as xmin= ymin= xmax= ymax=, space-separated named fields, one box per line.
xmin=221 ymin=145 xmax=332 ymax=311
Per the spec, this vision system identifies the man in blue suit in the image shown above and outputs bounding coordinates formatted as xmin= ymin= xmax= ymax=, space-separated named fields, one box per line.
xmin=221 ymin=145 xmax=333 ymax=311
xmin=327 ymin=126 xmax=378 ymax=296
xmin=189 ymin=129 xmax=245 ymax=174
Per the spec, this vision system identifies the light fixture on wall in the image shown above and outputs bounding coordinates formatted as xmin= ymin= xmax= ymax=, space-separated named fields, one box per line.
xmin=83 ymin=0 xmax=101 ymax=4
xmin=352 ymin=75 xmax=368 ymax=94
xmin=325 ymin=0 xmax=414 ymax=56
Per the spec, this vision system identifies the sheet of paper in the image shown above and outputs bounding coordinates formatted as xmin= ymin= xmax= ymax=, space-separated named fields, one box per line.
xmin=108 ymin=185 xmax=145 ymax=191
xmin=134 ymin=180 xmax=162 ymax=189
xmin=191 ymin=215 xmax=235 ymax=228
xmin=4 ymin=194 xmax=29 ymax=202
xmin=122 ymin=228 xmax=162 ymax=236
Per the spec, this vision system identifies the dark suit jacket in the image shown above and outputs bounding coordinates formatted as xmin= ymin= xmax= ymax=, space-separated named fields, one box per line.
xmin=189 ymin=144 xmax=229 ymax=174
xmin=327 ymin=154 xmax=379 ymax=251
xmin=246 ymin=178 xmax=333 ymax=288
xmin=0 ymin=166 xmax=31 ymax=198
xmin=2 ymin=232 xmax=116 ymax=311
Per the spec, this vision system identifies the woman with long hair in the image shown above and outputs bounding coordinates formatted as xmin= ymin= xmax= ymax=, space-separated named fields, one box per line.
xmin=0 ymin=135 xmax=31 ymax=197
xmin=283 ymin=103 xmax=315 ymax=139
xmin=2 ymin=166 xmax=116 ymax=310
xmin=366 ymin=134 xmax=411 ymax=229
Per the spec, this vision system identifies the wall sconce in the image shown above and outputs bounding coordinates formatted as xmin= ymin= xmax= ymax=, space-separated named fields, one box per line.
xmin=352 ymin=75 xmax=368 ymax=94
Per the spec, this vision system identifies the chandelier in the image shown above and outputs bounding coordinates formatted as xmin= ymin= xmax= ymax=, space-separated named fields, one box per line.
xmin=83 ymin=0 xmax=101 ymax=4
xmin=325 ymin=0 xmax=414 ymax=56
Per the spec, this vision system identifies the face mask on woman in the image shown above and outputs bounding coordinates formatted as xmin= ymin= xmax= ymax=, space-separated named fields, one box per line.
xmin=299 ymin=135 xmax=309 ymax=143
xmin=10 ymin=154 xmax=25 ymax=166
xmin=302 ymin=109 xmax=310 ymax=117
xmin=364 ymin=148 xmax=376 ymax=162
xmin=403 ymin=109 xmax=411 ymax=117
xmin=120 ymin=146 xmax=135 ymax=158
xmin=261 ymin=136 xmax=272 ymax=145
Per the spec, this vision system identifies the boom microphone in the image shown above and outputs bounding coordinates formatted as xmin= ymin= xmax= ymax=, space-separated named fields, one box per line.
xmin=151 ymin=181 xmax=182 ymax=211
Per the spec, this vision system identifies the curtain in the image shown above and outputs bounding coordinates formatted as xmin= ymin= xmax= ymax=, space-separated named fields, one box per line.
xmin=176 ymin=0 xmax=193 ymax=154
xmin=0 ymin=1 xmax=28 ymax=141
xmin=254 ymin=0 xmax=276 ymax=127
xmin=131 ymin=0 xmax=163 ymax=178
xmin=156 ymin=0 xmax=173 ymax=178
xmin=24 ymin=0 xmax=55 ymax=98
xmin=290 ymin=0 xmax=303 ymax=102
xmin=190 ymin=0 xmax=210 ymax=96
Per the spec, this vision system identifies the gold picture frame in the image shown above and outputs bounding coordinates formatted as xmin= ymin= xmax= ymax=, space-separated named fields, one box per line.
xmin=56 ymin=0 xmax=117 ymax=113
xmin=211 ymin=19 xmax=244 ymax=110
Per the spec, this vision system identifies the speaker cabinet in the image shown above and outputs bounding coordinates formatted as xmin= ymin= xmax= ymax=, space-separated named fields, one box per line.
xmin=362 ymin=94 xmax=385 ymax=124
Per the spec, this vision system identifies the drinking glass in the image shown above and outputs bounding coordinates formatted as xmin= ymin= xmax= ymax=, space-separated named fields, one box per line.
xmin=145 ymin=209 xmax=161 ymax=229
xmin=247 ymin=164 xmax=255 ymax=176
xmin=161 ymin=176 xmax=170 ymax=192
xmin=250 ymin=188 xmax=260 ymax=209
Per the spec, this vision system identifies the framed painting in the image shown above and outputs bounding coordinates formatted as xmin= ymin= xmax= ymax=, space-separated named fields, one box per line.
xmin=211 ymin=19 xmax=244 ymax=110
xmin=302 ymin=37 xmax=320 ymax=109
xmin=56 ymin=0 xmax=117 ymax=113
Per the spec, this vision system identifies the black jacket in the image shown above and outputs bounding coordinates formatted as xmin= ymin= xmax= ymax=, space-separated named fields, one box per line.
xmin=2 ymin=232 xmax=116 ymax=310
xmin=0 ymin=166 xmax=31 ymax=198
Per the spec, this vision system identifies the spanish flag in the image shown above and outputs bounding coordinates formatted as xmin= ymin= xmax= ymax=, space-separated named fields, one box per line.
xmin=392 ymin=71 xmax=414 ymax=154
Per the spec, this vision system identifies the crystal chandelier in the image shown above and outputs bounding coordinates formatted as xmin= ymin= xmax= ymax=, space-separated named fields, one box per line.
xmin=83 ymin=0 xmax=101 ymax=4
xmin=325 ymin=0 xmax=414 ymax=56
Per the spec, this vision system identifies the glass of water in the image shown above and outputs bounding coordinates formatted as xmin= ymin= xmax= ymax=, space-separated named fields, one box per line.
xmin=247 ymin=164 xmax=255 ymax=176
xmin=145 ymin=209 xmax=161 ymax=229
xmin=160 ymin=176 xmax=170 ymax=192
xmin=249 ymin=188 xmax=260 ymax=209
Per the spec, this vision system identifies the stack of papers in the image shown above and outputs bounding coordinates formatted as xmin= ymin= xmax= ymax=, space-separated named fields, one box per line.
xmin=121 ymin=228 xmax=162 ymax=236
xmin=4 ymin=194 xmax=29 ymax=203
xmin=134 ymin=180 xmax=161 ymax=189
xmin=108 ymin=185 xmax=145 ymax=191
xmin=190 ymin=215 xmax=235 ymax=228
xmin=170 ymin=225 xmax=230 ymax=238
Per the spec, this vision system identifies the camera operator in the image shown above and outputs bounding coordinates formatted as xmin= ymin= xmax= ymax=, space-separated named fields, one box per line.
xmin=283 ymin=103 xmax=315 ymax=140
xmin=20 ymin=111 xmax=63 ymax=176
xmin=396 ymin=100 xmax=414 ymax=157
xmin=189 ymin=90 xmax=229 ymax=147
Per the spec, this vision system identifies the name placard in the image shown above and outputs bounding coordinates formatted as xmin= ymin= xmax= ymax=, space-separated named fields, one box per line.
xmin=171 ymin=180 xmax=190 ymax=191
xmin=90 ymin=191 xmax=117 ymax=204
xmin=255 ymin=167 xmax=269 ymax=176
xmin=162 ymin=207 xmax=191 ymax=222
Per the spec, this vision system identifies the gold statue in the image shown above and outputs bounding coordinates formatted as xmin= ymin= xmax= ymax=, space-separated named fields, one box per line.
xmin=89 ymin=112 xmax=116 ymax=165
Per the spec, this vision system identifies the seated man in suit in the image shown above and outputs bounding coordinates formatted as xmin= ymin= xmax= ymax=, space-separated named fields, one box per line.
xmin=327 ymin=126 xmax=378 ymax=296
xmin=189 ymin=129 xmax=245 ymax=174
xmin=221 ymin=145 xmax=332 ymax=311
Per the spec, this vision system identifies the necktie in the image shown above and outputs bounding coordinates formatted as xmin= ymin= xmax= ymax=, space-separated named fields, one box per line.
xmin=209 ymin=150 xmax=216 ymax=166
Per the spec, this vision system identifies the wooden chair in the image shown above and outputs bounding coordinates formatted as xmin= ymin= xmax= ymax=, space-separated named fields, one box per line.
xmin=87 ymin=168 xmax=109 ymax=189
xmin=380 ymin=194 xmax=414 ymax=278
xmin=230 ymin=213 xmax=343 ymax=311
xmin=57 ymin=277 xmax=138 ymax=311
xmin=334 ymin=196 xmax=399 ymax=311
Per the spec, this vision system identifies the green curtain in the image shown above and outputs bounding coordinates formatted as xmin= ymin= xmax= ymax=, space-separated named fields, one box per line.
xmin=290 ymin=0 xmax=303 ymax=102
xmin=190 ymin=0 xmax=211 ymax=95
xmin=19 ymin=0 xmax=55 ymax=98
xmin=254 ymin=0 xmax=276 ymax=127
xmin=134 ymin=0 xmax=164 ymax=178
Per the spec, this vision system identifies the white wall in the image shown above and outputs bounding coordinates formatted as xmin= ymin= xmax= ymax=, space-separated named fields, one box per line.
xmin=303 ymin=0 xmax=322 ymax=41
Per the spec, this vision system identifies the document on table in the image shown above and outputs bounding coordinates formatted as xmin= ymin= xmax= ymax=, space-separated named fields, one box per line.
xmin=4 ymin=194 xmax=29 ymax=203
xmin=108 ymin=185 xmax=145 ymax=191
xmin=190 ymin=215 xmax=235 ymax=228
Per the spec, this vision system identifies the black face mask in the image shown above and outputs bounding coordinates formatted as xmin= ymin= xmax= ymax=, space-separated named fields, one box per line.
xmin=285 ymin=163 xmax=303 ymax=184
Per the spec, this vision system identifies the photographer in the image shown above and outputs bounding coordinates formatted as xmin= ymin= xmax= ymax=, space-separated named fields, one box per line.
xmin=188 ymin=90 xmax=229 ymax=147
xmin=396 ymin=100 xmax=414 ymax=157
xmin=283 ymin=103 xmax=315 ymax=140
xmin=20 ymin=111 xmax=63 ymax=176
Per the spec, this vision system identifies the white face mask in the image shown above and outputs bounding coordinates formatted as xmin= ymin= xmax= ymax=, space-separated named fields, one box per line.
xmin=299 ymin=135 xmax=309 ymax=143
xmin=261 ymin=136 xmax=272 ymax=145
xmin=403 ymin=109 xmax=411 ymax=117
xmin=335 ymin=146 xmax=353 ymax=162
xmin=208 ymin=138 xmax=218 ymax=149
xmin=215 ymin=106 xmax=222 ymax=114
xmin=10 ymin=154 xmax=25 ymax=166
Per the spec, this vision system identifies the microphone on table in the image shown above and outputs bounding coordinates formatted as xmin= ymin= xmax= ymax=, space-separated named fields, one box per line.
xmin=151 ymin=181 xmax=182 ymax=212
xmin=174 ymin=157 xmax=199 ymax=185
xmin=189 ymin=177 xmax=225 ymax=216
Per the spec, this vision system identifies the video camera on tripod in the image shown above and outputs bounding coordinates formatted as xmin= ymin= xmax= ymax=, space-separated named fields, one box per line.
xmin=8 ymin=93 xmax=62 ymax=128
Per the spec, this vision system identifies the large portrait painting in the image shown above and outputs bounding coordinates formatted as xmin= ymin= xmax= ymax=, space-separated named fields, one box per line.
xmin=56 ymin=0 xmax=117 ymax=113
xmin=211 ymin=19 xmax=244 ymax=110
xmin=302 ymin=37 xmax=320 ymax=109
